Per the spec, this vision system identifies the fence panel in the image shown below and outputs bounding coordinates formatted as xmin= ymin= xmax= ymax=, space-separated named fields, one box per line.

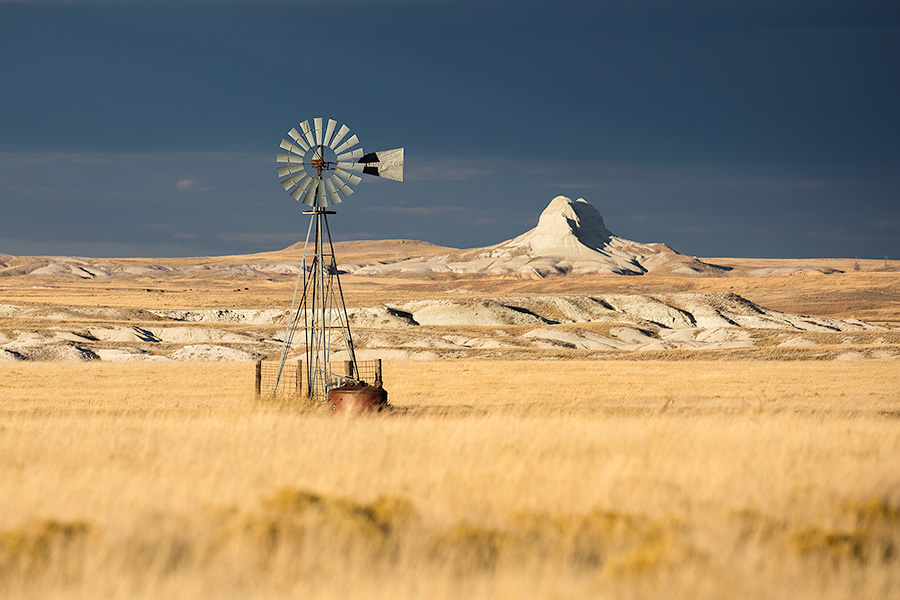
xmin=256 ymin=360 xmax=303 ymax=397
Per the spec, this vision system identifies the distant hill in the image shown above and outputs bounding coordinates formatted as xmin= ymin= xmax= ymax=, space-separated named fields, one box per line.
xmin=341 ymin=196 xmax=730 ymax=278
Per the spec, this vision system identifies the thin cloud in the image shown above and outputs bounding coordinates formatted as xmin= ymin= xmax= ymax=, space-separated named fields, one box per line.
xmin=871 ymin=219 xmax=900 ymax=230
xmin=175 ymin=178 xmax=213 ymax=192
xmin=808 ymin=229 xmax=897 ymax=244
xmin=550 ymin=181 xmax=601 ymax=190
xmin=614 ymin=214 xmax=740 ymax=236
xmin=405 ymin=158 xmax=495 ymax=181
xmin=219 ymin=232 xmax=301 ymax=247
xmin=0 ymin=150 xmax=268 ymax=166
xmin=365 ymin=205 xmax=469 ymax=215
xmin=696 ymin=177 xmax=854 ymax=190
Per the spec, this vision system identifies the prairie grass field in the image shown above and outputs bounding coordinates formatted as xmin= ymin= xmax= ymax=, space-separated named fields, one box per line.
xmin=2 ymin=360 xmax=899 ymax=599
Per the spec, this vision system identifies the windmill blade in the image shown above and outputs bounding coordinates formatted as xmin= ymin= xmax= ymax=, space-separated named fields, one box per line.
xmin=333 ymin=175 xmax=356 ymax=198
xmin=333 ymin=134 xmax=360 ymax=155
xmin=290 ymin=176 xmax=314 ymax=201
xmin=324 ymin=177 xmax=342 ymax=206
xmin=277 ymin=164 xmax=306 ymax=177
xmin=329 ymin=124 xmax=350 ymax=149
xmin=323 ymin=119 xmax=337 ymax=148
xmin=334 ymin=169 xmax=362 ymax=187
xmin=313 ymin=117 xmax=323 ymax=146
xmin=281 ymin=171 xmax=310 ymax=191
xmin=336 ymin=147 xmax=364 ymax=161
xmin=280 ymin=139 xmax=306 ymax=157
xmin=316 ymin=182 xmax=328 ymax=208
xmin=336 ymin=161 xmax=365 ymax=172
xmin=299 ymin=120 xmax=316 ymax=148
xmin=287 ymin=128 xmax=310 ymax=152
xmin=303 ymin=181 xmax=318 ymax=206
xmin=336 ymin=184 xmax=355 ymax=199
xmin=276 ymin=153 xmax=305 ymax=165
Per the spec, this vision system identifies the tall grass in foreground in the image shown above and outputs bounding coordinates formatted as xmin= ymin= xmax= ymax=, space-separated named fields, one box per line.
xmin=1 ymin=361 xmax=898 ymax=599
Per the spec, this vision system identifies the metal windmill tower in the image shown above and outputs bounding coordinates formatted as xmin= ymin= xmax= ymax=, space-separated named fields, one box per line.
xmin=273 ymin=117 xmax=403 ymax=403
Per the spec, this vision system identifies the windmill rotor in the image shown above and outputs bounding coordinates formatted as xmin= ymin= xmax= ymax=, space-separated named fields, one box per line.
xmin=276 ymin=118 xmax=404 ymax=208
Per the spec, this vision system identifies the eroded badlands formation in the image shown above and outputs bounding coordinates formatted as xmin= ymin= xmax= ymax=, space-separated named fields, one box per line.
xmin=0 ymin=291 xmax=892 ymax=362
xmin=1 ymin=196 xmax=896 ymax=361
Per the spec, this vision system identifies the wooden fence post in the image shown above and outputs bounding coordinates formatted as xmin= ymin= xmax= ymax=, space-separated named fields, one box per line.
xmin=255 ymin=360 xmax=262 ymax=397
xmin=375 ymin=359 xmax=382 ymax=386
xmin=296 ymin=359 xmax=303 ymax=397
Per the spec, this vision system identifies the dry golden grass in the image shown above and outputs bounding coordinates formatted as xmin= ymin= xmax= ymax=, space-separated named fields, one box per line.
xmin=2 ymin=360 xmax=899 ymax=599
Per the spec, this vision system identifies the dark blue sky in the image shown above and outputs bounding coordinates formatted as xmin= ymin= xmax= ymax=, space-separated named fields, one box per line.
xmin=1 ymin=0 xmax=898 ymax=258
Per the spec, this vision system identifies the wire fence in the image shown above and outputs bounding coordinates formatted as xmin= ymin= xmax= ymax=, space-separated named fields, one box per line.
xmin=355 ymin=359 xmax=383 ymax=386
xmin=256 ymin=360 xmax=303 ymax=398
xmin=331 ymin=359 xmax=383 ymax=386
xmin=255 ymin=359 xmax=383 ymax=398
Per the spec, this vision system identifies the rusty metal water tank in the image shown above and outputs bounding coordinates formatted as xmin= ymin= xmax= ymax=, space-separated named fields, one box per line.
xmin=327 ymin=383 xmax=388 ymax=414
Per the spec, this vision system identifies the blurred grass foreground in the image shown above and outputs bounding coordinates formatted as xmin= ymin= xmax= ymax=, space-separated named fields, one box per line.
xmin=1 ymin=360 xmax=899 ymax=599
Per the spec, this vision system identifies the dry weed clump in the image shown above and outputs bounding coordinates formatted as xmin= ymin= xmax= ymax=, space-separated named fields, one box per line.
xmin=0 ymin=519 xmax=93 ymax=582
xmin=787 ymin=496 xmax=900 ymax=565
xmin=426 ymin=509 xmax=688 ymax=575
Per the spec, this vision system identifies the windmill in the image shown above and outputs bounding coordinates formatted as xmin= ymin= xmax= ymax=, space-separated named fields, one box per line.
xmin=273 ymin=117 xmax=403 ymax=406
